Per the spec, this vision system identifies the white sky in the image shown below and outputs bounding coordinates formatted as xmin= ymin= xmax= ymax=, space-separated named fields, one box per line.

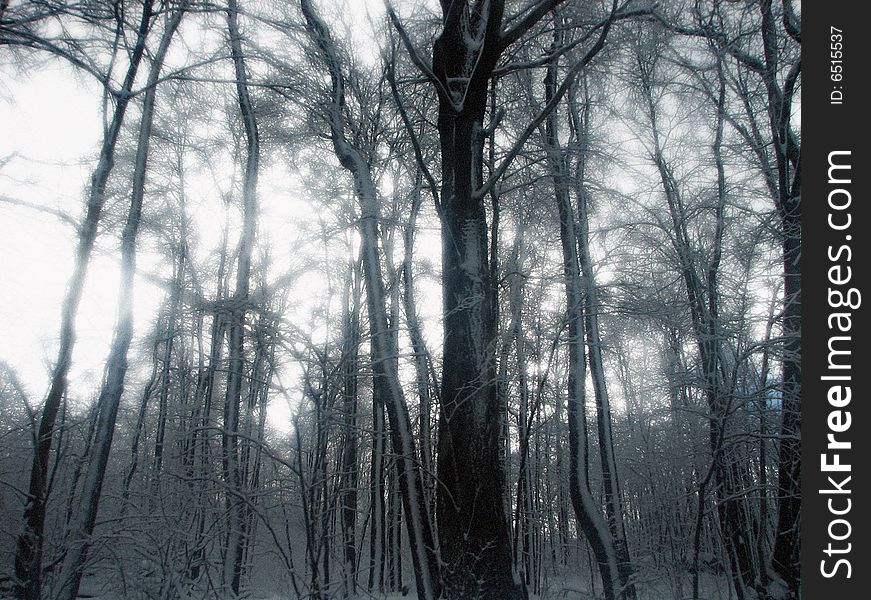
xmin=0 ymin=2 xmax=446 ymax=433
xmin=1 ymin=61 xmax=123 ymax=400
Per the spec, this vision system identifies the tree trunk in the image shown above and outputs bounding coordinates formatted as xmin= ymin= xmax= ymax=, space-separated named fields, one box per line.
xmin=340 ymin=258 xmax=361 ymax=598
xmin=221 ymin=0 xmax=260 ymax=594
xmin=400 ymin=177 xmax=436 ymax=510
xmin=369 ymin=396 xmax=387 ymax=594
xmin=759 ymin=1 xmax=801 ymax=594
xmin=431 ymin=12 xmax=524 ymax=595
xmin=54 ymin=8 xmax=184 ymax=599
xmin=298 ymin=3 xmax=441 ymax=597
xmin=566 ymin=78 xmax=636 ymax=599
xmin=13 ymin=4 xmax=156 ymax=597
xmin=555 ymin=135 xmax=623 ymax=600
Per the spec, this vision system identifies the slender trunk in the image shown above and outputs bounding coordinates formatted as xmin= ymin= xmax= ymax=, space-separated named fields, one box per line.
xmin=298 ymin=3 xmax=440 ymax=596
xmin=13 ymin=4 xmax=155 ymax=597
xmin=122 ymin=332 xmax=160 ymax=506
xmin=566 ymin=78 xmax=636 ymax=598
xmin=505 ymin=237 xmax=527 ymax=579
xmin=557 ymin=146 xmax=623 ymax=600
xmin=295 ymin=418 xmax=323 ymax=600
xmin=54 ymin=9 xmax=184 ymax=599
xmin=340 ymin=259 xmax=361 ymax=598
xmin=153 ymin=252 xmax=184 ymax=479
xmin=239 ymin=309 xmax=274 ymax=584
xmin=121 ymin=249 xmax=182 ymax=509
xmin=643 ymin=54 xmax=759 ymax=598
xmin=368 ymin=398 xmax=387 ymax=594
xmin=362 ymin=176 xmax=441 ymax=600
xmin=386 ymin=457 xmax=404 ymax=591
xmin=540 ymin=43 xmax=622 ymax=599
xmin=757 ymin=301 xmax=776 ymax=593
xmin=400 ymin=177 xmax=436 ymax=509
xmin=221 ymin=1 xmax=260 ymax=594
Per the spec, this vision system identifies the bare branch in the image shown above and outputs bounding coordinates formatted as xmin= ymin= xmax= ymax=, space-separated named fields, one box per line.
xmin=385 ymin=1 xmax=459 ymax=111
xmin=499 ymin=0 xmax=567 ymax=51
xmin=475 ymin=1 xmax=620 ymax=200
xmin=385 ymin=45 xmax=442 ymax=216
xmin=0 ymin=195 xmax=78 ymax=229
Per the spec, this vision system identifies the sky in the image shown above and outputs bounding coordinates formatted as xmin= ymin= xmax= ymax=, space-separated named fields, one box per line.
xmin=1 ymin=61 xmax=128 ymax=401
xmin=0 ymin=3 xmax=446 ymax=432
xmin=0 ymin=58 xmax=315 ymax=430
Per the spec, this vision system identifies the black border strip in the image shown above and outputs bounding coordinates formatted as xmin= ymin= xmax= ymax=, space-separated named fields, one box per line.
xmin=802 ymin=3 xmax=868 ymax=597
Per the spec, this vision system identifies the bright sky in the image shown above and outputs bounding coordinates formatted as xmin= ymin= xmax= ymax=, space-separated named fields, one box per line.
xmin=0 ymin=2 xmax=446 ymax=433
xmin=0 ymin=61 xmax=125 ymax=401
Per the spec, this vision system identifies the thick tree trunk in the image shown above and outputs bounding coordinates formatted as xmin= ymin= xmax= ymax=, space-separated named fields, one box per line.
xmin=436 ymin=111 xmax=521 ymax=599
xmin=388 ymin=1 xmax=619 ymax=595
xmin=54 ymin=9 xmax=184 ymax=599
xmin=760 ymin=1 xmax=801 ymax=594
xmin=431 ymin=13 xmax=524 ymax=593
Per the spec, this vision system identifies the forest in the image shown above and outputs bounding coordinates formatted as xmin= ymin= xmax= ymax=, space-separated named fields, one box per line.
xmin=0 ymin=0 xmax=800 ymax=599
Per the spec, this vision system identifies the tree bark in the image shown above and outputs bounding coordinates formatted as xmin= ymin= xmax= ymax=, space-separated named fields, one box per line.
xmin=429 ymin=4 xmax=523 ymax=596
xmin=758 ymin=2 xmax=801 ymax=594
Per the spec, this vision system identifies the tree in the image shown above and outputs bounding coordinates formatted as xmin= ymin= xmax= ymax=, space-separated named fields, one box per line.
xmin=6 ymin=2 xmax=180 ymax=597
xmin=54 ymin=6 xmax=187 ymax=598
xmin=388 ymin=1 xmax=633 ymax=595
xmin=220 ymin=0 xmax=262 ymax=594
xmin=297 ymin=2 xmax=440 ymax=597
xmin=656 ymin=3 xmax=801 ymax=594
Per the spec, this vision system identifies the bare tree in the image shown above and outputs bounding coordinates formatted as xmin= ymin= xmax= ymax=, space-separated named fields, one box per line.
xmin=387 ymin=0 xmax=635 ymax=595
xmin=54 ymin=6 xmax=187 ymax=599
xmin=10 ymin=3 xmax=159 ymax=596
xmin=297 ymin=2 xmax=440 ymax=597
xmin=220 ymin=0 xmax=262 ymax=594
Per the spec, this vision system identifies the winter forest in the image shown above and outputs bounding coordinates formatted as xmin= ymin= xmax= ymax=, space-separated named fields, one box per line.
xmin=0 ymin=0 xmax=800 ymax=599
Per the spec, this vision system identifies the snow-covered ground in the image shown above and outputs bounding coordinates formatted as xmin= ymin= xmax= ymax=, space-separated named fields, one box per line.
xmin=14 ymin=570 xmax=731 ymax=600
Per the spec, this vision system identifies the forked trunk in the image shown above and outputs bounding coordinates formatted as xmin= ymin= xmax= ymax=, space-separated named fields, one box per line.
xmin=13 ymin=4 xmax=155 ymax=597
xmin=54 ymin=8 xmax=185 ymax=599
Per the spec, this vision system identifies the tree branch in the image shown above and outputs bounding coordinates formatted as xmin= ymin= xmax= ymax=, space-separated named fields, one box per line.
xmin=499 ymin=0 xmax=567 ymax=51
xmin=474 ymin=0 xmax=620 ymax=200
xmin=385 ymin=45 xmax=442 ymax=216
xmin=0 ymin=195 xmax=78 ymax=229
xmin=385 ymin=1 xmax=459 ymax=111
